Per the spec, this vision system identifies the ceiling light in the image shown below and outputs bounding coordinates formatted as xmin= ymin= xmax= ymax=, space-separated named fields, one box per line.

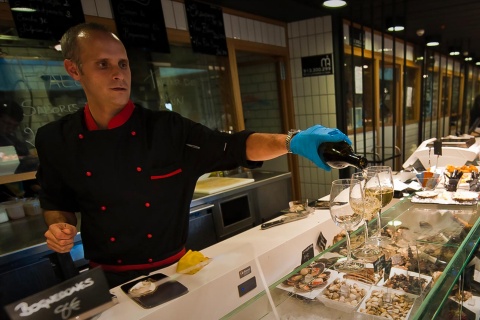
xmin=323 ymin=0 xmax=347 ymax=8
xmin=426 ymin=35 xmax=440 ymax=47
xmin=449 ymin=46 xmax=461 ymax=56
xmin=10 ymin=5 xmax=36 ymax=12
xmin=386 ymin=17 xmax=405 ymax=32
xmin=465 ymin=56 xmax=473 ymax=62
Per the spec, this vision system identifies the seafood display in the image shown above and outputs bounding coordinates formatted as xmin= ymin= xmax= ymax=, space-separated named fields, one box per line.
xmin=318 ymin=278 xmax=368 ymax=311
xmin=358 ymin=288 xmax=416 ymax=319
xmin=383 ymin=272 xmax=429 ymax=295
xmin=282 ymin=262 xmax=331 ymax=292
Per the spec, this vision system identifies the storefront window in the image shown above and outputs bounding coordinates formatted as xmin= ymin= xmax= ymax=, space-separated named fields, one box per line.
xmin=344 ymin=54 xmax=374 ymax=131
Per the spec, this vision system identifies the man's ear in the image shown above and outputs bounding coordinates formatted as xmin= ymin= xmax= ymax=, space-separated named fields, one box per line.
xmin=64 ymin=59 xmax=81 ymax=80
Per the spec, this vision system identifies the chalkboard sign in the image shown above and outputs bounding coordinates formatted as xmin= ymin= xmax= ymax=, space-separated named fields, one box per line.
xmin=8 ymin=0 xmax=85 ymax=41
xmin=110 ymin=0 xmax=170 ymax=53
xmin=185 ymin=0 xmax=228 ymax=56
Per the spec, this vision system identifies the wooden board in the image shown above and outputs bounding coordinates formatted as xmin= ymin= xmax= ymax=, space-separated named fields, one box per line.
xmin=194 ymin=177 xmax=255 ymax=194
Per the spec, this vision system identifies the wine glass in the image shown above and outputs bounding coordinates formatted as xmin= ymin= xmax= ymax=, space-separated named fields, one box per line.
xmin=366 ymin=166 xmax=395 ymax=246
xmin=329 ymin=178 xmax=365 ymax=272
xmin=351 ymin=171 xmax=383 ymax=261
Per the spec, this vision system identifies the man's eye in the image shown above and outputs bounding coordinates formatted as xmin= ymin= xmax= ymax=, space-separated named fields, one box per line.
xmin=98 ymin=62 xmax=108 ymax=68
xmin=120 ymin=62 xmax=128 ymax=69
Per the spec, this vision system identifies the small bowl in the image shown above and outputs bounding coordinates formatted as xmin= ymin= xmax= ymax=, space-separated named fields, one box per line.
xmin=415 ymin=170 xmax=442 ymax=191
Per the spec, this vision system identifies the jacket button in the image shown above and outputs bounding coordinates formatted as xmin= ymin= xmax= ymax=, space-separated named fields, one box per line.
xmin=148 ymin=258 xmax=153 ymax=263
xmin=86 ymin=171 xmax=92 ymax=177
xmin=131 ymin=131 xmax=136 ymax=136
xmin=101 ymin=206 xmax=107 ymax=211
xmin=117 ymin=259 xmax=122 ymax=264
xmin=110 ymin=237 xmax=116 ymax=242
xmin=136 ymin=167 xmax=142 ymax=172
xmin=145 ymin=202 xmax=150 ymax=208
xmin=147 ymin=233 xmax=152 ymax=239
xmin=78 ymin=134 xmax=84 ymax=139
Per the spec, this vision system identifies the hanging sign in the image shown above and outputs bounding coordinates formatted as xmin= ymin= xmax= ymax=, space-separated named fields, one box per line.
xmin=185 ymin=0 xmax=228 ymax=56
xmin=4 ymin=268 xmax=113 ymax=320
xmin=301 ymin=54 xmax=333 ymax=77
xmin=110 ymin=0 xmax=170 ymax=53
xmin=8 ymin=0 xmax=85 ymax=41
xmin=350 ymin=26 xmax=365 ymax=48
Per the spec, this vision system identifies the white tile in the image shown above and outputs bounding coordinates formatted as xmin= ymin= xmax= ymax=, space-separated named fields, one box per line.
xmin=239 ymin=17 xmax=248 ymax=41
xmin=80 ymin=0 xmax=97 ymax=16
xmin=299 ymin=115 xmax=308 ymax=131
xmin=305 ymin=96 xmax=313 ymax=115
xmin=254 ymin=20 xmax=263 ymax=43
xmin=300 ymin=37 xmax=309 ymax=57
xmin=320 ymin=95 xmax=329 ymax=114
xmin=314 ymin=113 xmax=323 ymax=126
xmin=267 ymin=23 xmax=275 ymax=45
xmin=307 ymin=35 xmax=316 ymax=56
xmin=326 ymin=75 xmax=335 ymax=94
xmin=316 ymin=34 xmax=325 ymax=55
xmin=298 ymin=20 xmax=307 ymax=37
xmin=306 ymin=18 xmax=315 ymax=36
xmin=311 ymin=77 xmax=319 ymax=95
xmin=318 ymin=76 xmax=327 ymax=95
xmin=303 ymin=77 xmax=312 ymax=97
xmin=293 ymin=57 xmax=302 ymax=79
xmin=274 ymin=25 xmax=283 ymax=47
xmin=297 ymin=96 xmax=306 ymax=114
xmin=328 ymin=113 xmax=337 ymax=128
xmin=223 ymin=14 xmax=232 ymax=38
xmin=295 ymin=78 xmax=305 ymax=96
xmin=323 ymin=15 xmax=332 ymax=33
xmin=247 ymin=18 xmax=256 ymax=42
xmin=280 ymin=26 xmax=286 ymax=47
xmin=324 ymin=32 xmax=333 ymax=53
xmin=312 ymin=94 xmax=320 ymax=111
xmin=95 ymin=0 xmax=112 ymax=18
xmin=230 ymin=15 xmax=240 ymax=39
xmin=162 ymin=0 xmax=177 ymax=29
xmin=328 ymin=94 xmax=336 ymax=113
xmin=173 ymin=1 xmax=187 ymax=30
xmin=289 ymin=21 xmax=299 ymax=38
xmin=314 ymin=17 xmax=324 ymax=34
xmin=261 ymin=22 xmax=269 ymax=44
xmin=290 ymin=38 xmax=300 ymax=58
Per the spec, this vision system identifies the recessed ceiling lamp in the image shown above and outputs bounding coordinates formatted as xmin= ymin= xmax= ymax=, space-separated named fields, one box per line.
xmin=10 ymin=6 xmax=36 ymax=12
xmin=323 ymin=0 xmax=347 ymax=8
xmin=465 ymin=56 xmax=473 ymax=62
xmin=449 ymin=46 xmax=461 ymax=56
xmin=386 ymin=17 xmax=405 ymax=32
xmin=426 ymin=35 xmax=440 ymax=47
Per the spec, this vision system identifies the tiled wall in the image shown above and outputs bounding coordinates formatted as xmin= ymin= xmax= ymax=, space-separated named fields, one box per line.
xmin=287 ymin=16 xmax=340 ymax=200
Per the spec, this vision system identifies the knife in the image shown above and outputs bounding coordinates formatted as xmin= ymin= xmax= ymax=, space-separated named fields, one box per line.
xmin=260 ymin=212 xmax=309 ymax=229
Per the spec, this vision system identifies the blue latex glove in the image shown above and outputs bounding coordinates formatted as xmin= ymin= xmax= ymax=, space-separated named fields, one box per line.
xmin=290 ymin=125 xmax=351 ymax=171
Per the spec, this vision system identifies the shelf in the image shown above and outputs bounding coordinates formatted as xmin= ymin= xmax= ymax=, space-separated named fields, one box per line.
xmin=0 ymin=171 xmax=36 ymax=185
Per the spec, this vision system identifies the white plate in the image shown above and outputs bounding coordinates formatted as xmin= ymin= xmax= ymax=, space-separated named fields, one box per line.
xmin=452 ymin=191 xmax=479 ymax=201
xmin=415 ymin=191 xmax=439 ymax=198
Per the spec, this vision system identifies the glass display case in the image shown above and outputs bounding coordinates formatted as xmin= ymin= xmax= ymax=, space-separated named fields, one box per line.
xmin=221 ymin=196 xmax=480 ymax=319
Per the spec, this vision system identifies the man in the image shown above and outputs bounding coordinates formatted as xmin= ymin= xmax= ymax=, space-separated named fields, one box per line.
xmin=36 ymin=23 xmax=350 ymax=288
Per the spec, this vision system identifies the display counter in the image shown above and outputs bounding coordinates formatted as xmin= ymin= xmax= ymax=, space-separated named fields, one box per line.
xmin=95 ymin=194 xmax=480 ymax=320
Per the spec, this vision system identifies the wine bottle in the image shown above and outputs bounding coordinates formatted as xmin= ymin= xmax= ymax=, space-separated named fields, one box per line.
xmin=317 ymin=141 xmax=368 ymax=169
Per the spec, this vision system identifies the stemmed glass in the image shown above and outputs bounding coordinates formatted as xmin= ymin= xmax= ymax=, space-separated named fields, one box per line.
xmin=329 ymin=178 xmax=365 ymax=272
xmin=366 ymin=166 xmax=395 ymax=246
xmin=351 ymin=171 xmax=383 ymax=261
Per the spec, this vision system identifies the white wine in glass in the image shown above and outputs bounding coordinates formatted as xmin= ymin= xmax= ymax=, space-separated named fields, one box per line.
xmin=329 ymin=178 xmax=365 ymax=272
xmin=351 ymin=171 xmax=383 ymax=260
xmin=366 ymin=166 xmax=394 ymax=246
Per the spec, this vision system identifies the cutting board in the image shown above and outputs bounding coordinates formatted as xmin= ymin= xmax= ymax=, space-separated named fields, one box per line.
xmin=194 ymin=177 xmax=255 ymax=194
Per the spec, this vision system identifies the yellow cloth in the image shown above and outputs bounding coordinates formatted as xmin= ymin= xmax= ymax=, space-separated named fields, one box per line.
xmin=176 ymin=250 xmax=210 ymax=275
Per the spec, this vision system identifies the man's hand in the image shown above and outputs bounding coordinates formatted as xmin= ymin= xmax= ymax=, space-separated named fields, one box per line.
xmin=290 ymin=125 xmax=351 ymax=171
xmin=44 ymin=223 xmax=77 ymax=253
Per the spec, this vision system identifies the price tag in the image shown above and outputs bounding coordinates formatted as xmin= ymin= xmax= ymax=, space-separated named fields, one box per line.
xmin=301 ymin=244 xmax=314 ymax=264
xmin=373 ymin=254 xmax=386 ymax=273
xmin=384 ymin=259 xmax=392 ymax=281
xmin=5 ymin=267 xmax=113 ymax=320
xmin=317 ymin=232 xmax=327 ymax=251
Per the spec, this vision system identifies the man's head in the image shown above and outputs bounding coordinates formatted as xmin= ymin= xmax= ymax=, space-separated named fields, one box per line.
xmin=62 ymin=23 xmax=131 ymax=110
xmin=0 ymin=101 xmax=23 ymax=135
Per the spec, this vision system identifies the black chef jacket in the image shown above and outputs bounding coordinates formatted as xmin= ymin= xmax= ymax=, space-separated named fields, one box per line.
xmin=35 ymin=103 xmax=262 ymax=268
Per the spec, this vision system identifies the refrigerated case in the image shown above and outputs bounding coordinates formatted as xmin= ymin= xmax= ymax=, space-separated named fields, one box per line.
xmin=222 ymin=197 xmax=480 ymax=320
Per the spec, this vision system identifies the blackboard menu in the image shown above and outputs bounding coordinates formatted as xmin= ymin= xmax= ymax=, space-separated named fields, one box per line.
xmin=110 ymin=0 xmax=170 ymax=53
xmin=185 ymin=0 xmax=228 ymax=56
xmin=8 ymin=0 xmax=85 ymax=41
